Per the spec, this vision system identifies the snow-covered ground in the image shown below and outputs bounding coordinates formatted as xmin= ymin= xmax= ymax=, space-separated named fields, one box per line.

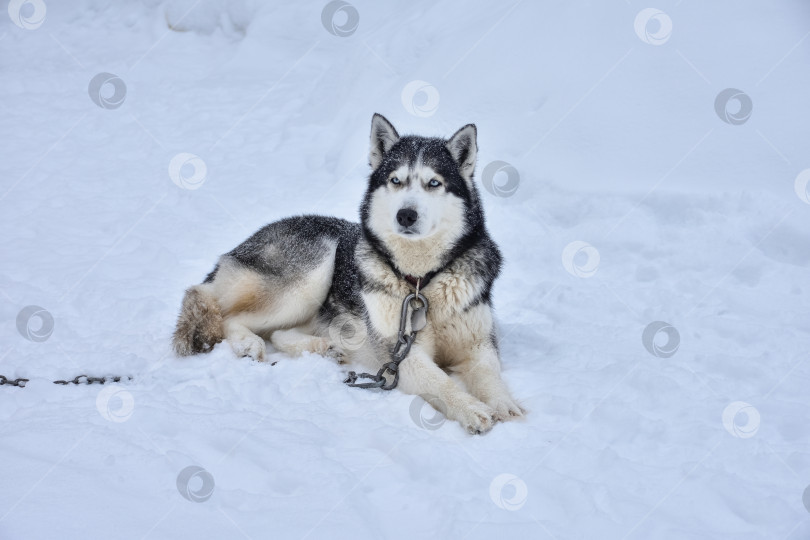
xmin=1 ymin=1 xmax=809 ymax=538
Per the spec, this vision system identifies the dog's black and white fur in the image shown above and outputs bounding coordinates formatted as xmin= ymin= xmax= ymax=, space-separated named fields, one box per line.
xmin=173 ymin=114 xmax=524 ymax=433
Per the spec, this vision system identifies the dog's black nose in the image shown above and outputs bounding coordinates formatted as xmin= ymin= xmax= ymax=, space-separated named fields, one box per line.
xmin=396 ymin=208 xmax=418 ymax=228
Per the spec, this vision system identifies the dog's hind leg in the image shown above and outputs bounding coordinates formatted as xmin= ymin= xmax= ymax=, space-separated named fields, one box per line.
xmin=178 ymin=227 xmax=340 ymax=362
xmin=212 ymin=252 xmax=336 ymax=362
xmin=224 ymin=319 xmax=267 ymax=361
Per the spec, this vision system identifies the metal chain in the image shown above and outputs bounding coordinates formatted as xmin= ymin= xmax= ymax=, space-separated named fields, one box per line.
xmin=0 ymin=374 xmax=132 ymax=387
xmin=344 ymin=290 xmax=429 ymax=391
xmin=344 ymin=333 xmax=416 ymax=390
xmin=0 ymin=375 xmax=29 ymax=388
xmin=53 ymin=375 xmax=133 ymax=385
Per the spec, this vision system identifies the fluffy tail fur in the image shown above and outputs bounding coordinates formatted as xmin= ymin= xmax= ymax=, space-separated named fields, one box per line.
xmin=172 ymin=285 xmax=224 ymax=356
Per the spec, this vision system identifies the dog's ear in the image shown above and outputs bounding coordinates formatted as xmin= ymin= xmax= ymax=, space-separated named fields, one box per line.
xmin=445 ymin=124 xmax=477 ymax=181
xmin=369 ymin=113 xmax=400 ymax=170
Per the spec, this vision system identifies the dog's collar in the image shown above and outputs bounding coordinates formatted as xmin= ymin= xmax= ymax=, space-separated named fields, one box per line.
xmin=404 ymin=272 xmax=436 ymax=289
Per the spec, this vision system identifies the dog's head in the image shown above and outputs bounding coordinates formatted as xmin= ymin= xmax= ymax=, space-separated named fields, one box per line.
xmin=361 ymin=114 xmax=483 ymax=256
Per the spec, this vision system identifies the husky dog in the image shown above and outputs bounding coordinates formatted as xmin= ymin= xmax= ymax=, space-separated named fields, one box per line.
xmin=173 ymin=114 xmax=524 ymax=434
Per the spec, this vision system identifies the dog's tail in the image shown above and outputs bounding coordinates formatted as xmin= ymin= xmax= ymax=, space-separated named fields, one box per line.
xmin=172 ymin=285 xmax=224 ymax=356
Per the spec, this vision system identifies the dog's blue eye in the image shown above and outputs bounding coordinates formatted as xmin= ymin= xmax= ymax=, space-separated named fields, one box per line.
xmin=390 ymin=177 xmax=401 ymax=185
xmin=428 ymin=179 xmax=441 ymax=188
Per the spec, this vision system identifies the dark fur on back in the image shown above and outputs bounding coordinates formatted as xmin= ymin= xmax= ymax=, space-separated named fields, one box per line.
xmin=227 ymin=216 xmax=354 ymax=278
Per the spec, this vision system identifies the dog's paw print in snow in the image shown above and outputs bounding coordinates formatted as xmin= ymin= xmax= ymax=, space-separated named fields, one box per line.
xmin=750 ymin=222 xmax=810 ymax=268
xmin=731 ymin=263 xmax=764 ymax=287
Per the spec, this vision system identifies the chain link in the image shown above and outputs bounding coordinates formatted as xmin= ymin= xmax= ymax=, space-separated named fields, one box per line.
xmin=344 ymin=333 xmax=415 ymax=390
xmin=53 ymin=375 xmax=133 ymax=385
xmin=0 ymin=374 xmax=132 ymax=387
xmin=0 ymin=375 xmax=29 ymax=388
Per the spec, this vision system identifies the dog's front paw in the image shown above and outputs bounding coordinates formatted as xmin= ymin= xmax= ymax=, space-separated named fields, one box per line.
xmin=229 ymin=335 xmax=266 ymax=362
xmin=323 ymin=344 xmax=347 ymax=364
xmin=451 ymin=398 xmax=496 ymax=435
xmin=486 ymin=394 xmax=526 ymax=422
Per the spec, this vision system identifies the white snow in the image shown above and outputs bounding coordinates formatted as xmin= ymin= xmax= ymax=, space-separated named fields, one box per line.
xmin=1 ymin=1 xmax=809 ymax=538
